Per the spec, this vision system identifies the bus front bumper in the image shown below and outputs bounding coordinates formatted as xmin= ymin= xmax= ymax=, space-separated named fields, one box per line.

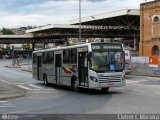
xmin=99 ymin=81 xmax=125 ymax=88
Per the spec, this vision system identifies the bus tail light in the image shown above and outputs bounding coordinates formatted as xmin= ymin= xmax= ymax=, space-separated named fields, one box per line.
xmin=90 ymin=76 xmax=98 ymax=82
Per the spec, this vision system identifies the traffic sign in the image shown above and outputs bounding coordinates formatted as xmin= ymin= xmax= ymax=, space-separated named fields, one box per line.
xmin=149 ymin=56 xmax=159 ymax=67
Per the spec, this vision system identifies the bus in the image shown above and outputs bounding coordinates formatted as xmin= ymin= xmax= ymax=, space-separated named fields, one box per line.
xmin=32 ymin=42 xmax=126 ymax=92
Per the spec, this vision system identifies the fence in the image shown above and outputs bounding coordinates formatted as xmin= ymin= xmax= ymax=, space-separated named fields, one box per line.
xmin=130 ymin=56 xmax=160 ymax=76
xmin=12 ymin=58 xmax=32 ymax=71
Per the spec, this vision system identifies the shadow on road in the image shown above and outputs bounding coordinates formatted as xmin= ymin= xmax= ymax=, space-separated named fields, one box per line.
xmin=37 ymin=83 xmax=124 ymax=95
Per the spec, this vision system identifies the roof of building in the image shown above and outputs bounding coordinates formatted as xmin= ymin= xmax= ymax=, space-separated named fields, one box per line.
xmin=26 ymin=24 xmax=81 ymax=33
xmin=25 ymin=9 xmax=140 ymax=39
xmin=0 ymin=34 xmax=33 ymax=38
xmin=69 ymin=9 xmax=139 ymax=25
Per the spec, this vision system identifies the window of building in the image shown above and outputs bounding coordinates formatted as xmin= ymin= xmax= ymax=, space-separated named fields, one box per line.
xmin=153 ymin=16 xmax=160 ymax=23
xmin=152 ymin=46 xmax=159 ymax=56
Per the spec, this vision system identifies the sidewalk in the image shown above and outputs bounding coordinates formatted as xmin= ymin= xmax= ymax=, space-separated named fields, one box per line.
xmin=0 ymin=82 xmax=26 ymax=100
xmin=5 ymin=64 xmax=32 ymax=72
xmin=20 ymin=64 xmax=32 ymax=72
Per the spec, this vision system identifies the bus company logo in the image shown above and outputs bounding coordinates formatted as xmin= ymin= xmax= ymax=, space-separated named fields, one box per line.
xmin=2 ymin=114 xmax=8 ymax=120
xmin=62 ymin=67 xmax=77 ymax=74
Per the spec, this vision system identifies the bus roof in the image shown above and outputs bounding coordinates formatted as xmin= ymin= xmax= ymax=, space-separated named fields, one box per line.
xmin=33 ymin=43 xmax=91 ymax=53
xmin=33 ymin=42 xmax=123 ymax=53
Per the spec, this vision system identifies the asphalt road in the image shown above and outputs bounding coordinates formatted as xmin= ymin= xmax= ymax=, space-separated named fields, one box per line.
xmin=0 ymin=60 xmax=160 ymax=116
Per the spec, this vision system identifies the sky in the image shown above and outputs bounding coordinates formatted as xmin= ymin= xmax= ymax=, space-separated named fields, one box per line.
xmin=0 ymin=0 xmax=153 ymax=28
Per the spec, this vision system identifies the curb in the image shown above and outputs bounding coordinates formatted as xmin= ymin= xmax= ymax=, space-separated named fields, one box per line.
xmin=4 ymin=65 xmax=32 ymax=72
xmin=0 ymin=93 xmax=26 ymax=100
xmin=4 ymin=65 xmax=21 ymax=68
xmin=21 ymin=68 xmax=32 ymax=72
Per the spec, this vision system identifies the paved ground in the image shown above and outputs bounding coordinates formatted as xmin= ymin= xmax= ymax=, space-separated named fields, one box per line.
xmin=1 ymin=60 xmax=160 ymax=120
xmin=0 ymin=80 xmax=25 ymax=100
xmin=0 ymin=60 xmax=29 ymax=100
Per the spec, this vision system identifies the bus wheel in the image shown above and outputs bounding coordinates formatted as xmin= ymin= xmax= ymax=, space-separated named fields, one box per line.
xmin=101 ymin=87 xmax=109 ymax=93
xmin=72 ymin=78 xmax=79 ymax=92
xmin=43 ymin=74 xmax=48 ymax=86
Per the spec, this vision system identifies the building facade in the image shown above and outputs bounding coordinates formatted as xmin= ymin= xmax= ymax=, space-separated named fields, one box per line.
xmin=11 ymin=28 xmax=26 ymax=35
xmin=140 ymin=0 xmax=160 ymax=57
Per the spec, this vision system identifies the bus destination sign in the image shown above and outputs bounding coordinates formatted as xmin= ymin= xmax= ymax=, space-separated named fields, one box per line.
xmin=92 ymin=44 xmax=122 ymax=50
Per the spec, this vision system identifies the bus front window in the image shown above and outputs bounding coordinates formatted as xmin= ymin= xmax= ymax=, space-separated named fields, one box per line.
xmin=90 ymin=51 xmax=124 ymax=72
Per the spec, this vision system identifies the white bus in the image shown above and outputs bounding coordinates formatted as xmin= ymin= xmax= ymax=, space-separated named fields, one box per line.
xmin=32 ymin=42 xmax=126 ymax=92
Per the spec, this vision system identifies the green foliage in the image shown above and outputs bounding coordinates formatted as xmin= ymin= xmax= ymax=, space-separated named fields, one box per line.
xmin=2 ymin=28 xmax=15 ymax=35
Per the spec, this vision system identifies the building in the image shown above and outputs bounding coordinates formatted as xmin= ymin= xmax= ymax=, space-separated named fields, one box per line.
xmin=140 ymin=0 xmax=160 ymax=57
xmin=11 ymin=28 xmax=26 ymax=35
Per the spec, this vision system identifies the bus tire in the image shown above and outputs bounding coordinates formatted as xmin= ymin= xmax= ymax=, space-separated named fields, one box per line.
xmin=71 ymin=77 xmax=79 ymax=92
xmin=43 ymin=74 xmax=48 ymax=86
xmin=101 ymin=87 xmax=109 ymax=93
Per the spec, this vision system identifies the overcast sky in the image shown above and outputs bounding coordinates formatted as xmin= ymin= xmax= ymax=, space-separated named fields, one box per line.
xmin=0 ymin=0 xmax=153 ymax=28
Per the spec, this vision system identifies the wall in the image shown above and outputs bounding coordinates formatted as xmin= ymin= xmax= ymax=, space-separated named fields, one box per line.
xmin=140 ymin=0 xmax=160 ymax=56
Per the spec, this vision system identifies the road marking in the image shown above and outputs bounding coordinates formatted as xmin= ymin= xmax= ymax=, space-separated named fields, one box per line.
xmin=139 ymin=80 xmax=148 ymax=82
xmin=127 ymin=81 xmax=139 ymax=83
xmin=13 ymin=82 xmax=35 ymax=85
xmin=10 ymin=111 xmax=26 ymax=114
xmin=0 ymin=105 xmax=15 ymax=108
xmin=114 ymin=87 xmax=124 ymax=90
xmin=132 ymin=90 xmax=145 ymax=93
xmin=0 ymin=79 xmax=11 ymax=84
xmin=0 ymin=103 xmax=15 ymax=108
xmin=0 ymin=101 xmax=8 ymax=103
xmin=127 ymin=81 xmax=160 ymax=88
xmin=17 ymin=85 xmax=32 ymax=90
xmin=28 ymin=84 xmax=42 ymax=89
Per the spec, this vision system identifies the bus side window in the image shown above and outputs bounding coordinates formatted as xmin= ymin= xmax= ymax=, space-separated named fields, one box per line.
xmin=63 ymin=50 xmax=70 ymax=64
xmin=33 ymin=54 xmax=37 ymax=64
xmin=70 ymin=49 xmax=77 ymax=64
xmin=84 ymin=54 xmax=87 ymax=67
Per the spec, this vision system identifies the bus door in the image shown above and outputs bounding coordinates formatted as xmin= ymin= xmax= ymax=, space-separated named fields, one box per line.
xmin=78 ymin=52 xmax=88 ymax=87
xmin=37 ymin=56 xmax=42 ymax=80
xmin=55 ymin=54 xmax=62 ymax=84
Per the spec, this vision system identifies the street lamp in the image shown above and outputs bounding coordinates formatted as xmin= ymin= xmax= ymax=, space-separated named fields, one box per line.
xmin=79 ymin=0 xmax=81 ymax=43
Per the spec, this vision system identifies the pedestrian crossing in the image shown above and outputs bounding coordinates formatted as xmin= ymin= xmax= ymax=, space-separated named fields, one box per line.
xmin=16 ymin=84 xmax=56 ymax=94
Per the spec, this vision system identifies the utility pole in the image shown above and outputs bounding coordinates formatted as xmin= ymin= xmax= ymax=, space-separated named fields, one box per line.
xmin=79 ymin=0 xmax=81 ymax=43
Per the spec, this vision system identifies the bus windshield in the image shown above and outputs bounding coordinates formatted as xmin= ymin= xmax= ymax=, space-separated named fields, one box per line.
xmin=90 ymin=51 xmax=124 ymax=72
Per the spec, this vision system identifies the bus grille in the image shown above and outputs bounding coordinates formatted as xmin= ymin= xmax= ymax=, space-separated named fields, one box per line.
xmin=98 ymin=75 xmax=122 ymax=83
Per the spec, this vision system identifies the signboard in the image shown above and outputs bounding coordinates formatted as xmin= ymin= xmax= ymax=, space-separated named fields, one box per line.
xmin=124 ymin=49 xmax=130 ymax=60
xmin=92 ymin=44 xmax=122 ymax=50
xmin=149 ymin=56 xmax=158 ymax=67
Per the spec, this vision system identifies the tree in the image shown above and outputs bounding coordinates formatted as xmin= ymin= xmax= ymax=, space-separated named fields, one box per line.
xmin=2 ymin=28 xmax=15 ymax=35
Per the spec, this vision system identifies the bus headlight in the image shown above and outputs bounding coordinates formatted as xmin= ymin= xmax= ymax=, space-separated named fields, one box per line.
xmin=122 ymin=75 xmax=125 ymax=81
xmin=90 ymin=76 xmax=98 ymax=82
